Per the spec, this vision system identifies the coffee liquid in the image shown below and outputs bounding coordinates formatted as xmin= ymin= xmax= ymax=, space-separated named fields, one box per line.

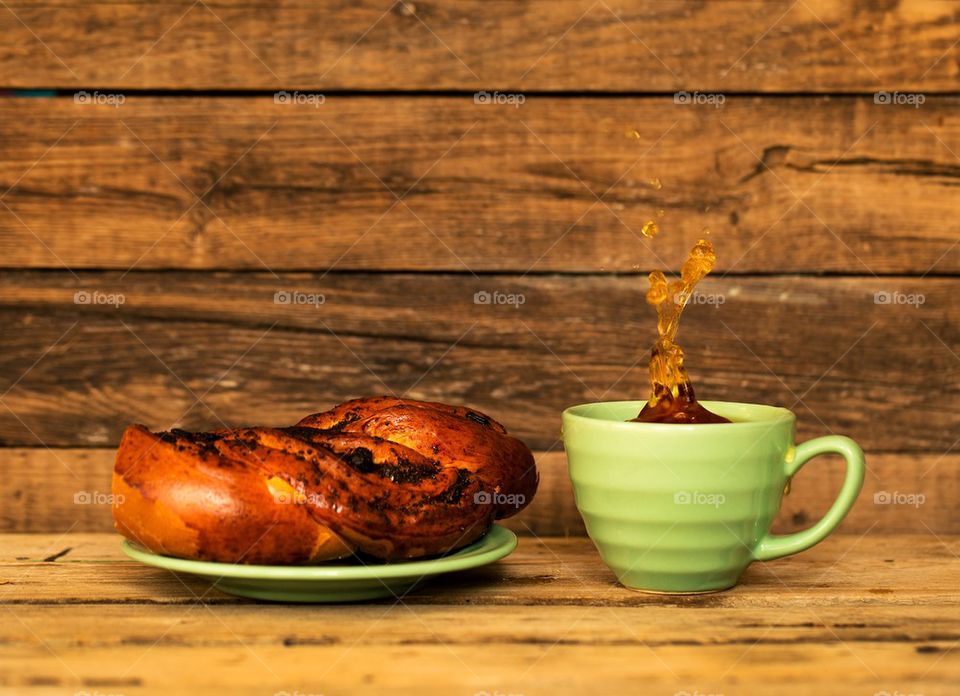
xmin=630 ymin=238 xmax=731 ymax=424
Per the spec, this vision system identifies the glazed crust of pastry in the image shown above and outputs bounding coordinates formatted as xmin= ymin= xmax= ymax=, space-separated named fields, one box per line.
xmin=112 ymin=397 xmax=538 ymax=563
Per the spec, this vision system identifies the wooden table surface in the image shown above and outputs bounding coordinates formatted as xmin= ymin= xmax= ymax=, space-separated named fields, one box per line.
xmin=2 ymin=532 xmax=957 ymax=695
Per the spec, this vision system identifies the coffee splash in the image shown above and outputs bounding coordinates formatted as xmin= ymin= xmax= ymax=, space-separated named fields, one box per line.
xmin=630 ymin=238 xmax=731 ymax=424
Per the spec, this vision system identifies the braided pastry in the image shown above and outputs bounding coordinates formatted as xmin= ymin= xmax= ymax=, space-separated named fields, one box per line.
xmin=112 ymin=397 xmax=538 ymax=563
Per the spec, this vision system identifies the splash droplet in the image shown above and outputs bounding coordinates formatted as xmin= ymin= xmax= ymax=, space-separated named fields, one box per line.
xmin=649 ymin=178 xmax=663 ymax=190
xmin=630 ymin=238 xmax=730 ymax=424
xmin=641 ymin=221 xmax=659 ymax=238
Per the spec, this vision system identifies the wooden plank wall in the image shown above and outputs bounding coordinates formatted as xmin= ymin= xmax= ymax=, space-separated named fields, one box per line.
xmin=0 ymin=1 xmax=957 ymax=534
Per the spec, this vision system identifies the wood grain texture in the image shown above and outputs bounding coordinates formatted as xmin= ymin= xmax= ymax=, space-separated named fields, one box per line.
xmin=2 ymin=533 xmax=957 ymax=606
xmin=1 ymin=1 xmax=959 ymax=91
xmin=1 ymin=643 xmax=955 ymax=696
xmin=0 ymin=533 xmax=956 ymax=694
xmin=1 ymin=96 xmax=958 ymax=273
xmin=2 ymin=449 xmax=957 ymax=535
xmin=0 ymin=272 xmax=956 ymax=451
xmin=4 ymin=603 xmax=959 ymax=650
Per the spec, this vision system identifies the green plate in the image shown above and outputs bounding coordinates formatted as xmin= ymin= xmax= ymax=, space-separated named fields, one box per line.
xmin=121 ymin=525 xmax=517 ymax=603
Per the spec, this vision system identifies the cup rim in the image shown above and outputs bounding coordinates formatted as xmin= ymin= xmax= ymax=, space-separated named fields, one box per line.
xmin=561 ymin=400 xmax=795 ymax=432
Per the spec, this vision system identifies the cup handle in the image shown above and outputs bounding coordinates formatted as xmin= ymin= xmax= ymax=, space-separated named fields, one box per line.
xmin=753 ymin=435 xmax=865 ymax=562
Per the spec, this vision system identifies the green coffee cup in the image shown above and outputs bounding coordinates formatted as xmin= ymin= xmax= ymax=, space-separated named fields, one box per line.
xmin=562 ymin=400 xmax=865 ymax=593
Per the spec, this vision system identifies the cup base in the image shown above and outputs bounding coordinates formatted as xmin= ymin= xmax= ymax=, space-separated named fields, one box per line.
xmin=621 ymin=583 xmax=736 ymax=595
